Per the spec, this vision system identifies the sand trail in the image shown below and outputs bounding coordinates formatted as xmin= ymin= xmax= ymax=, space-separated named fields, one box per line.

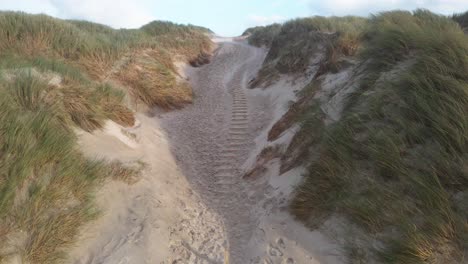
xmin=71 ymin=38 xmax=343 ymax=264
xmin=160 ymin=39 xmax=343 ymax=263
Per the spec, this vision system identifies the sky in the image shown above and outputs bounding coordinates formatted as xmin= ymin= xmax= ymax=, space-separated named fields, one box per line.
xmin=0 ymin=0 xmax=467 ymax=36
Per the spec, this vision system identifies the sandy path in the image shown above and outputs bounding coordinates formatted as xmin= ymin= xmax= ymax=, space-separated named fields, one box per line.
xmin=71 ymin=39 xmax=342 ymax=264
xmin=161 ymin=39 xmax=344 ymax=264
xmin=160 ymin=40 xmax=266 ymax=262
xmin=160 ymin=39 xmax=320 ymax=264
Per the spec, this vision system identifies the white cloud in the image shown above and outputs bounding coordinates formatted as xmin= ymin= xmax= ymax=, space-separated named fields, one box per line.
xmin=308 ymin=0 xmax=468 ymax=16
xmin=51 ymin=0 xmax=155 ymax=28
xmin=248 ymin=14 xmax=286 ymax=27
xmin=0 ymin=0 xmax=59 ymax=16
xmin=0 ymin=0 xmax=156 ymax=28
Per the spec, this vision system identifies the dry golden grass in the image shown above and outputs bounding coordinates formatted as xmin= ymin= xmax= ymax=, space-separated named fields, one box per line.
xmin=108 ymin=161 xmax=145 ymax=185
xmin=94 ymin=83 xmax=135 ymax=127
xmin=116 ymin=49 xmax=193 ymax=110
xmin=336 ymin=34 xmax=360 ymax=56
xmin=78 ymin=53 xmax=116 ymax=80
xmin=0 ymin=11 xmax=212 ymax=86
xmin=101 ymin=102 xmax=135 ymax=127
xmin=61 ymin=86 xmax=105 ymax=131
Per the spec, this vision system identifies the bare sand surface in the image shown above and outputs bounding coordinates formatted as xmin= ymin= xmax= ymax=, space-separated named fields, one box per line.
xmin=70 ymin=116 xmax=226 ymax=263
xmin=70 ymin=38 xmax=343 ymax=264
xmin=160 ymin=38 xmax=343 ymax=263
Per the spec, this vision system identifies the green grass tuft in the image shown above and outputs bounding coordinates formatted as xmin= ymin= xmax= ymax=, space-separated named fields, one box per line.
xmin=243 ymin=24 xmax=282 ymax=47
xmin=452 ymin=11 xmax=468 ymax=31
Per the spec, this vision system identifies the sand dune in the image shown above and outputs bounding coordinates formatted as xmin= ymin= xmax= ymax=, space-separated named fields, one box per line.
xmin=71 ymin=37 xmax=342 ymax=264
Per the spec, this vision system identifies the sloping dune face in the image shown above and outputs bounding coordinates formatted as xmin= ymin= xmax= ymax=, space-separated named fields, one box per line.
xmin=245 ymin=10 xmax=468 ymax=264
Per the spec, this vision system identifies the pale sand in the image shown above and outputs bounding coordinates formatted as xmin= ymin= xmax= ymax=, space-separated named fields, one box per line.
xmin=70 ymin=116 xmax=226 ymax=263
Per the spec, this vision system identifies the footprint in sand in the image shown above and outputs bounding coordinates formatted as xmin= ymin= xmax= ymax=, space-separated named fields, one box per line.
xmin=268 ymin=243 xmax=283 ymax=257
xmin=276 ymin=238 xmax=286 ymax=249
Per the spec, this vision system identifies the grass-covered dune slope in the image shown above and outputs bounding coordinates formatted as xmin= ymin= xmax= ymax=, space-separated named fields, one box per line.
xmin=453 ymin=11 xmax=468 ymax=32
xmin=246 ymin=16 xmax=367 ymax=88
xmin=0 ymin=12 xmax=213 ymax=109
xmin=242 ymin=23 xmax=282 ymax=47
xmin=0 ymin=11 xmax=212 ymax=263
xmin=246 ymin=10 xmax=467 ymax=263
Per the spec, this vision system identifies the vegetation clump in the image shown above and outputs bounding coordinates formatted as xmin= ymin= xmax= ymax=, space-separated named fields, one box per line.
xmin=0 ymin=11 xmax=212 ymax=263
xmin=297 ymin=11 xmax=467 ymax=263
xmin=0 ymin=11 xmax=212 ymax=106
xmin=452 ymin=11 xmax=468 ymax=31
xmin=243 ymin=23 xmax=282 ymax=47
xmin=248 ymin=16 xmax=367 ymax=87
xmin=250 ymin=10 xmax=468 ymax=263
